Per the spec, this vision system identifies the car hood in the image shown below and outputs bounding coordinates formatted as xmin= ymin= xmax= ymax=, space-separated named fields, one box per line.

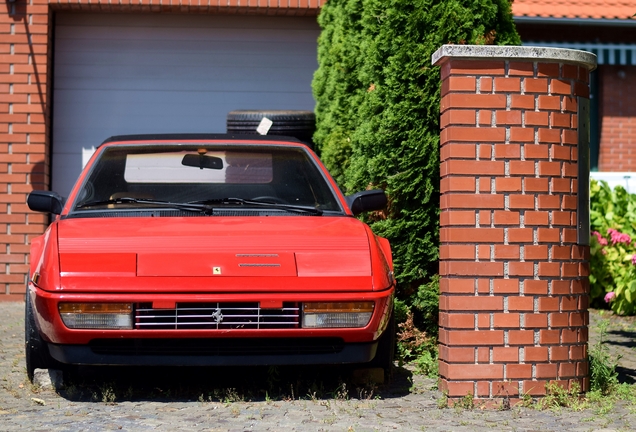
xmin=55 ymin=216 xmax=378 ymax=292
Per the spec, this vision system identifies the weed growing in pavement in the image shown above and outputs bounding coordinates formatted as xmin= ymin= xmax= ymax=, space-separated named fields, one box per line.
xmin=356 ymin=383 xmax=376 ymax=400
xmin=519 ymin=390 xmax=534 ymax=408
xmin=536 ymin=382 xmax=585 ymax=411
xmin=222 ymin=388 xmax=244 ymax=403
xmin=97 ymin=383 xmax=117 ymax=404
xmin=589 ymin=319 xmax=621 ymax=395
xmin=453 ymin=392 xmax=474 ymax=410
xmin=306 ymin=380 xmax=326 ymax=400
xmin=436 ymin=390 xmax=448 ymax=409
xmin=322 ymin=415 xmax=337 ymax=425
xmin=515 ymin=318 xmax=635 ymax=413
xmin=332 ymin=382 xmax=349 ymax=401
xmin=397 ymin=312 xmax=438 ymax=378
xmin=1 ymin=382 xmax=20 ymax=399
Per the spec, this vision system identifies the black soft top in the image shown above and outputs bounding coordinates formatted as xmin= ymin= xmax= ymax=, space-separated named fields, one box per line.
xmin=100 ymin=133 xmax=304 ymax=147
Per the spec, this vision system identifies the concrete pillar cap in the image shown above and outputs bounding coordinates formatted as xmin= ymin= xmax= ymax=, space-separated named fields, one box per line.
xmin=432 ymin=44 xmax=597 ymax=71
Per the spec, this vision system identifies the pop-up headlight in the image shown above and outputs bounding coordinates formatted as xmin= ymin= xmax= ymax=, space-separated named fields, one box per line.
xmin=59 ymin=303 xmax=133 ymax=329
xmin=302 ymin=302 xmax=373 ymax=328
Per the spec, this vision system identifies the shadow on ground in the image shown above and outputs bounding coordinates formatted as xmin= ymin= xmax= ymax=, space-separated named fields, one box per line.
xmin=606 ymin=329 xmax=636 ymax=349
xmin=52 ymin=363 xmax=415 ymax=403
xmin=615 ymin=366 xmax=636 ymax=384
xmin=605 ymin=329 xmax=636 ymax=384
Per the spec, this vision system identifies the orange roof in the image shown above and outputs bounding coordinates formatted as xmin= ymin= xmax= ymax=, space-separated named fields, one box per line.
xmin=512 ymin=0 xmax=636 ymax=20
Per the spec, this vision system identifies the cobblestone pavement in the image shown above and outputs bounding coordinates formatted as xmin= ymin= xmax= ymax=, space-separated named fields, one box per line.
xmin=1 ymin=301 xmax=635 ymax=431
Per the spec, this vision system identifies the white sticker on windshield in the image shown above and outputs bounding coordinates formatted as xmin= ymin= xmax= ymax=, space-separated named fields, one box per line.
xmin=256 ymin=117 xmax=273 ymax=135
xmin=82 ymin=146 xmax=96 ymax=168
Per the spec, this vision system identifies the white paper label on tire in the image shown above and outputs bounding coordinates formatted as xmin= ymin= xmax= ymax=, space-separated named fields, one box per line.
xmin=256 ymin=117 xmax=273 ymax=135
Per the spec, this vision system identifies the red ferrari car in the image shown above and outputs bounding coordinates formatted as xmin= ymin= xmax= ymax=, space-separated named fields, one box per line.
xmin=25 ymin=134 xmax=395 ymax=381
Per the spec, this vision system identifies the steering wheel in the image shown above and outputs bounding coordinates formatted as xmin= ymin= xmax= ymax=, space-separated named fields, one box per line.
xmin=250 ymin=196 xmax=289 ymax=204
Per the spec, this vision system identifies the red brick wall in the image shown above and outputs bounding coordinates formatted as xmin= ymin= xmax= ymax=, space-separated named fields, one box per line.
xmin=598 ymin=65 xmax=636 ymax=171
xmin=0 ymin=0 xmax=324 ymax=298
xmin=436 ymin=54 xmax=591 ymax=402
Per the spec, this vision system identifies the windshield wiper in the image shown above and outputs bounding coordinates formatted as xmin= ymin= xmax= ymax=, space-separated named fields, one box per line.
xmin=189 ymin=198 xmax=323 ymax=215
xmin=76 ymin=197 xmax=212 ymax=214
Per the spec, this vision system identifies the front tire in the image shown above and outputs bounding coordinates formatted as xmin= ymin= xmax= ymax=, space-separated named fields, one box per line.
xmin=25 ymin=289 xmax=54 ymax=382
xmin=368 ymin=310 xmax=395 ymax=379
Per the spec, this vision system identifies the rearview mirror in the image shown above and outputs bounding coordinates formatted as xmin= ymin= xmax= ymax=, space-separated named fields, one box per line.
xmin=27 ymin=191 xmax=64 ymax=214
xmin=182 ymin=154 xmax=223 ymax=170
xmin=346 ymin=190 xmax=387 ymax=216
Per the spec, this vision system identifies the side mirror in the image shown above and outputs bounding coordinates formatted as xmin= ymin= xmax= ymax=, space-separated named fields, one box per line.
xmin=27 ymin=191 xmax=64 ymax=214
xmin=345 ymin=189 xmax=387 ymax=216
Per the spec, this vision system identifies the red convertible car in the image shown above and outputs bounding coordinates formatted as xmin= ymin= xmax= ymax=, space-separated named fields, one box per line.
xmin=25 ymin=134 xmax=395 ymax=381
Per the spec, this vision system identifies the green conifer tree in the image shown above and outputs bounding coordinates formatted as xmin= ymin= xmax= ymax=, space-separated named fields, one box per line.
xmin=313 ymin=0 xmax=521 ymax=334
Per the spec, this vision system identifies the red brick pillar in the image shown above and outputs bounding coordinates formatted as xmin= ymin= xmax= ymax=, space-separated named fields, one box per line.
xmin=432 ymin=45 xmax=597 ymax=403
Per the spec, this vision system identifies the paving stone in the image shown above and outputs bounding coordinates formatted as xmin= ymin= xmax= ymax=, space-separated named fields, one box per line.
xmin=1 ymin=302 xmax=635 ymax=431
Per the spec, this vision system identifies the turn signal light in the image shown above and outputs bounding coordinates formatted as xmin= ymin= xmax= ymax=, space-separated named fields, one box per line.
xmin=302 ymin=302 xmax=373 ymax=328
xmin=59 ymin=303 xmax=133 ymax=329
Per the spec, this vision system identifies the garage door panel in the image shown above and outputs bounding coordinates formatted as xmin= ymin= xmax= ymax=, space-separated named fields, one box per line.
xmin=54 ymin=89 xmax=314 ymax=115
xmin=54 ymin=90 xmax=314 ymax=134
xmin=55 ymin=39 xmax=318 ymax=60
xmin=55 ymin=13 xmax=316 ymax=30
xmin=52 ymin=13 xmax=319 ymax=196
xmin=54 ymin=69 xmax=314 ymax=92
xmin=57 ymin=26 xmax=319 ymax=44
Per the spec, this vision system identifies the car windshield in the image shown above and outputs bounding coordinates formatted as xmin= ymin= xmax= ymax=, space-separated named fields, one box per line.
xmin=71 ymin=143 xmax=342 ymax=214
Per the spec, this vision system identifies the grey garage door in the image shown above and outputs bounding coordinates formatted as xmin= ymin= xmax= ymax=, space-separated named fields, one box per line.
xmin=52 ymin=13 xmax=320 ymax=197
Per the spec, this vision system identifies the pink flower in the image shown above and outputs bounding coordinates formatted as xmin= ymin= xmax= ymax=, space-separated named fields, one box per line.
xmin=633 ymin=255 xmax=636 ymax=265
xmin=592 ymin=231 xmax=608 ymax=246
xmin=607 ymin=228 xmax=631 ymax=245
xmin=604 ymin=292 xmax=616 ymax=303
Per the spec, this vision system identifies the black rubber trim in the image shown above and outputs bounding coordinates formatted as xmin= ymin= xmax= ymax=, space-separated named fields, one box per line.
xmin=48 ymin=339 xmax=378 ymax=367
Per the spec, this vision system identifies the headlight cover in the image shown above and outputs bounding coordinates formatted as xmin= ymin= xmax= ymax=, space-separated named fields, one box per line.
xmin=302 ymin=302 xmax=374 ymax=328
xmin=59 ymin=303 xmax=133 ymax=329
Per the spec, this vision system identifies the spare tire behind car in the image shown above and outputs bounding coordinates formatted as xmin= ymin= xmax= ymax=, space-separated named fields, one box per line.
xmin=226 ymin=110 xmax=315 ymax=146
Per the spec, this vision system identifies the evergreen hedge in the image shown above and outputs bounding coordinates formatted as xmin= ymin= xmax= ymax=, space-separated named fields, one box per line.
xmin=313 ymin=0 xmax=521 ymax=334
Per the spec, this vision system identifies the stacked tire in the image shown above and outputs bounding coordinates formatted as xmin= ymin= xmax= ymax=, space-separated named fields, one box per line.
xmin=226 ymin=110 xmax=315 ymax=146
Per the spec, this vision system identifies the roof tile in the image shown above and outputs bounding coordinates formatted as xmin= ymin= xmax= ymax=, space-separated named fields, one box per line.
xmin=512 ymin=0 xmax=636 ymax=20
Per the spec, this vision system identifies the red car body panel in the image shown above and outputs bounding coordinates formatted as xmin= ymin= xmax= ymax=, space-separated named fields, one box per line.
xmin=27 ymin=136 xmax=395 ymax=367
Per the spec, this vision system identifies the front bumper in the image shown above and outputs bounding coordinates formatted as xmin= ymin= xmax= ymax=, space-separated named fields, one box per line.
xmin=48 ymin=337 xmax=378 ymax=366
xmin=30 ymin=284 xmax=394 ymax=347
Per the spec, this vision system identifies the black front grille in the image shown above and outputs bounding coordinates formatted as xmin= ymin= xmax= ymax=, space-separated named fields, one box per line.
xmin=135 ymin=302 xmax=300 ymax=330
xmin=89 ymin=337 xmax=345 ymax=357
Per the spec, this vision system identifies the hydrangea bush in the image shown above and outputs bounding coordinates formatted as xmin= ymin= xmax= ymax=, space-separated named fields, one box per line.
xmin=589 ymin=179 xmax=636 ymax=315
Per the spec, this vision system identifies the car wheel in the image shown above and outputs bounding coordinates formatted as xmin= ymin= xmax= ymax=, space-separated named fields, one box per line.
xmin=368 ymin=309 xmax=395 ymax=380
xmin=25 ymin=290 xmax=54 ymax=382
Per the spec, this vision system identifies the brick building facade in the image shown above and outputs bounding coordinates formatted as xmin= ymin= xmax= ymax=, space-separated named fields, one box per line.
xmin=597 ymin=65 xmax=636 ymax=171
xmin=513 ymin=0 xmax=636 ymax=172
